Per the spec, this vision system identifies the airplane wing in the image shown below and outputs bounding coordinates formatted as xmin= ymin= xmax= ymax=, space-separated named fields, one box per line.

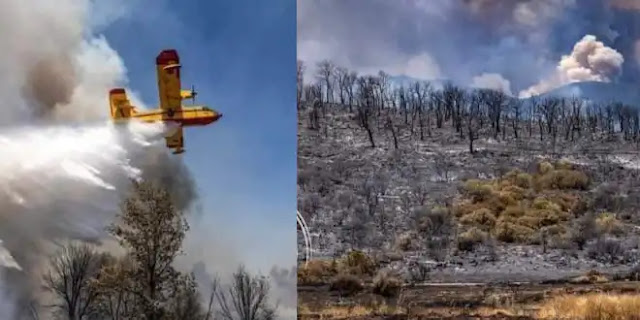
xmin=155 ymin=49 xmax=183 ymax=114
xmin=165 ymin=127 xmax=184 ymax=154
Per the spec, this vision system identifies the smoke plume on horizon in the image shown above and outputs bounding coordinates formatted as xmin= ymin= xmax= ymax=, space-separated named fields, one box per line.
xmin=519 ymin=34 xmax=624 ymax=98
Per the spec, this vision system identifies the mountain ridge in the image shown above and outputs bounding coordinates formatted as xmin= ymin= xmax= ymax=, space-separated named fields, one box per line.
xmin=390 ymin=74 xmax=640 ymax=105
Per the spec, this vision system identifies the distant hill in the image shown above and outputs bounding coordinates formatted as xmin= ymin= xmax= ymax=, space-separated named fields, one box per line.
xmin=528 ymin=81 xmax=640 ymax=106
xmin=390 ymin=74 xmax=639 ymax=106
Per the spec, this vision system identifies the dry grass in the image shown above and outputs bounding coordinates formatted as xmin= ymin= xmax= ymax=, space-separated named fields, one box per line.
xmin=336 ymin=250 xmax=378 ymax=276
xmin=569 ymin=270 xmax=609 ymax=284
xmin=298 ymin=250 xmax=379 ymax=286
xmin=298 ymin=259 xmax=338 ymax=285
xmin=298 ymin=304 xmax=528 ymax=319
xmin=329 ymin=273 xmax=364 ymax=296
xmin=453 ymin=161 xmax=589 ymax=244
xmin=299 ymin=303 xmax=406 ymax=319
xmin=300 ymin=286 xmax=640 ymax=319
xmin=537 ymin=293 xmax=640 ymax=319
xmin=596 ymin=212 xmax=625 ymax=236
xmin=457 ymin=226 xmax=488 ymax=251
xmin=372 ymin=270 xmax=402 ymax=298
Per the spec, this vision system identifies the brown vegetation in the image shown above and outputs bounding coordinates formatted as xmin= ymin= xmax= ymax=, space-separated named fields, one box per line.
xmin=453 ymin=161 xmax=589 ymax=245
xmin=372 ymin=270 xmax=402 ymax=298
xmin=299 ymin=285 xmax=640 ymax=320
xmin=537 ymin=293 xmax=640 ymax=319
xmin=298 ymin=250 xmax=379 ymax=287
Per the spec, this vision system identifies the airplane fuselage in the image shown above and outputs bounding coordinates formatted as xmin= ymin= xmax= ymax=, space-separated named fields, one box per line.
xmin=127 ymin=106 xmax=222 ymax=126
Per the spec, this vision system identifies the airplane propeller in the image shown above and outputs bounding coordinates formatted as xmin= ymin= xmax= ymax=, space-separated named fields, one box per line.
xmin=191 ymin=84 xmax=197 ymax=104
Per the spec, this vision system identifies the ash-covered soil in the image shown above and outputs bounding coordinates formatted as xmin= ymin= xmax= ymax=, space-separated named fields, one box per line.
xmin=297 ymin=98 xmax=640 ymax=283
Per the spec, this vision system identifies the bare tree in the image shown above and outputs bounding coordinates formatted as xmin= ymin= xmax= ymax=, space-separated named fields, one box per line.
xmin=167 ymin=274 xmax=205 ymax=320
xmin=356 ymin=76 xmax=377 ymax=148
xmin=479 ymin=89 xmax=506 ymax=139
xmin=409 ymin=179 xmax=429 ymax=206
xmin=396 ymin=86 xmax=410 ymax=125
xmin=316 ymin=60 xmax=335 ymax=103
xmin=345 ymin=71 xmax=358 ymax=112
xmin=343 ymin=205 xmax=370 ymax=250
xmin=431 ymin=90 xmax=445 ymax=129
xmin=203 ymin=278 xmax=219 ymax=320
xmin=509 ymin=98 xmax=522 ymax=140
xmin=216 ymin=265 xmax=277 ymax=320
xmin=92 ymin=257 xmax=137 ymax=320
xmin=377 ymin=71 xmax=390 ymax=113
xmin=43 ymin=243 xmax=110 ymax=320
xmin=335 ymin=66 xmax=349 ymax=106
xmin=526 ymin=97 xmax=538 ymax=138
xmin=442 ymin=83 xmax=465 ymax=136
xmin=567 ymin=96 xmax=582 ymax=141
xmin=385 ymin=110 xmax=400 ymax=150
xmin=296 ymin=60 xmax=305 ymax=109
xmin=308 ymin=95 xmax=322 ymax=130
xmin=466 ymin=91 xmax=481 ymax=153
xmin=434 ymin=151 xmax=455 ymax=182
xmin=540 ymin=97 xmax=560 ymax=136
xmin=410 ymin=81 xmax=431 ymax=140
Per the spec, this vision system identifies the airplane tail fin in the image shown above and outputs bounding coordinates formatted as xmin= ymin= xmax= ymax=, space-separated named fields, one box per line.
xmin=109 ymin=88 xmax=135 ymax=120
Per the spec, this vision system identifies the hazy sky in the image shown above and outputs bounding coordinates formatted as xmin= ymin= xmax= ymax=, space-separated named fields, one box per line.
xmin=297 ymin=0 xmax=640 ymax=97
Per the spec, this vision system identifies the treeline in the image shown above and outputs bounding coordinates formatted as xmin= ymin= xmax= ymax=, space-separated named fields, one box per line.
xmin=297 ymin=59 xmax=640 ymax=153
xmin=34 ymin=180 xmax=276 ymax=320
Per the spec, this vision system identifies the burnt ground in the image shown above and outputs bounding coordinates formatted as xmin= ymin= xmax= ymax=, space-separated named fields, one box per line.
xmin=298 ymin=280 xmax=640 ymax=319
xmin=298 ymin=104 xmax=640 ymax=277
xmin=297 ymin=100 xmax=640 ymax=319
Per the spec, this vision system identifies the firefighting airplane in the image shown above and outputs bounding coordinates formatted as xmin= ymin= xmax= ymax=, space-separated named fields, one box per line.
xmin=108 ymin=49 xmax=222 ymax=154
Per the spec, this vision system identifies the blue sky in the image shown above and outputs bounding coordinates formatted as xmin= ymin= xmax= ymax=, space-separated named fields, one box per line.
xmin=99 ymin=0 xmax=296 ymax=272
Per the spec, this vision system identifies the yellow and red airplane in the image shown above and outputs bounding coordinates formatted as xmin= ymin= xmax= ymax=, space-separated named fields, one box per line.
xmin=108 ymin=49 xmax=222 ymax=154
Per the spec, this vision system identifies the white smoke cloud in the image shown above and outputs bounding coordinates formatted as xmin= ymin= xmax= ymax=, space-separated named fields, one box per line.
xmin=0 ymin=0 xmax=169 ymax=317
xmin=383 ymin=53 xmax=442 ymax=80
xmin=0 ymin=122 xmax=169 ymax=317
xmin=519 ymin=34 xmax=624 ymax=98
xmin=0 ymin=0 xmax=140 ymax=125
xmin=471 ymin=73 xmax=513 ymax=95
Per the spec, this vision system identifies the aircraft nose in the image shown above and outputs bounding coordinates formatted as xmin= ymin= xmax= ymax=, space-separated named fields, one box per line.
xmin=213 ymin=113 xmax=223 ymax=121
